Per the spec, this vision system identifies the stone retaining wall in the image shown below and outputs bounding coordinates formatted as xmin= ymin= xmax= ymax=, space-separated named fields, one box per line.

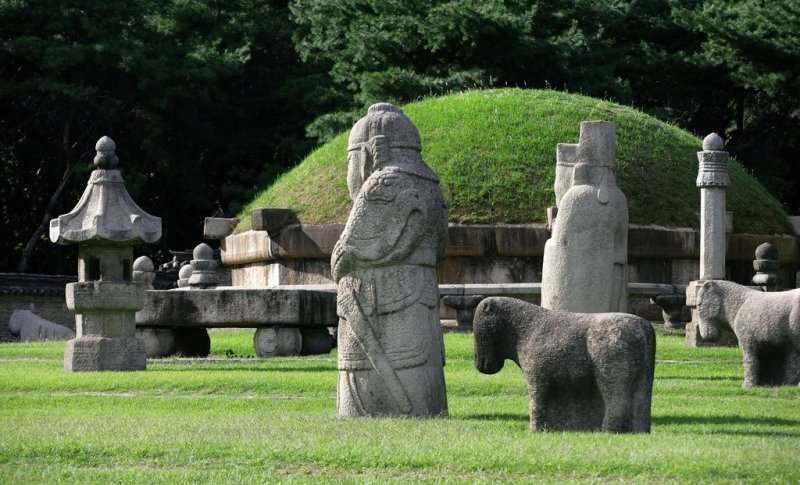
xmin=221 ymin=223 xmax=798 ymax=321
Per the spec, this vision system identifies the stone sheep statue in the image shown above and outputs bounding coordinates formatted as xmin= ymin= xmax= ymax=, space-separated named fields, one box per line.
xmin=696 ymin=280 xmax=800 ymax=387
xmin=473 ymin=297 xmax=655 ymax=433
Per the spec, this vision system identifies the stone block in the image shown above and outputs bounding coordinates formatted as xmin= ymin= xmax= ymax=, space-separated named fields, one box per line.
xmin=136 ymin=286 xmax=338 ymax=327
xmin=251 ymin=208 xmax=298 ymax=234
xmin=254 ymin=327 xmax=302 ymax=357
xmin=444 ymin=224 xmax=488 ymax=257
xmin=203 ymin=217 xmax=238 ymax=240
xmin=64 ymin=335 xmax=146 ymax=371
xmin=136 ymin=327 xmax=176 ymax=357
xmin=494 ymin=224 xmax=548 ymax=257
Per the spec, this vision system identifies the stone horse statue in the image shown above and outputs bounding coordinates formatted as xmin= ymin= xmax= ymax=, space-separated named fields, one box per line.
xmin=473 ymin=297 xmax=655 ymax=433
xmin=697 ymin=280 xmax=800 ymax=387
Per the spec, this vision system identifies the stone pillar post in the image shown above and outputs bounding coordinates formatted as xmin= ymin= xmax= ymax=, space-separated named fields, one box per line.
xmin=752 ymin=242 xmax=781 ymax=292
xmin=134 ymin=256 xmax=177 ymax=358
xmin=686 ymin=134 xmax=735 ymax=346
xmin=50 ymin=136 xmax=162 ymax=370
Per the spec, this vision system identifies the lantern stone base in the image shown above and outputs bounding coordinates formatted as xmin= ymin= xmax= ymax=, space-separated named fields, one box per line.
xmin=64 ymin=335 xmax=146 ymax=371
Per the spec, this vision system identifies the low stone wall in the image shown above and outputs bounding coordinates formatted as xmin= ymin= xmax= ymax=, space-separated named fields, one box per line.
xmin=221 ymin=223 xmax=798 ymax=321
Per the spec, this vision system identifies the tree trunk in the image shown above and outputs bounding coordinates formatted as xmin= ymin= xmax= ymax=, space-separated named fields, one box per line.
xmin=16 ymin=108 xmax=79 ymax=273
xmin=736 ymin=90 xmax=746 ymax=133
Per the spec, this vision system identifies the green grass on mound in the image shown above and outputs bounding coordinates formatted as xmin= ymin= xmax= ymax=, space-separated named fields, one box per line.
xmin=237 ymin=88 xmax=792 ymax=235
xmin=1 ymin=328 xmax=799 ymax=483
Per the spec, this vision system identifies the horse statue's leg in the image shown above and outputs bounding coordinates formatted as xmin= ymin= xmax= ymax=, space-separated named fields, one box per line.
xmin=527 ymin=377 xmax=548 ymax=431
xmin=741 ymin=342 xmax=760 ymax=388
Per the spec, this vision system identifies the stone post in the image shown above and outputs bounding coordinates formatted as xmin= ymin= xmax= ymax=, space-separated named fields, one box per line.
xmin=50 ymin=136 xmax=162 ymax=371
xmin=752 ymin=242 xmax=781 ymax=292
xmin=133 ymin=256 xmax=177 ymax=358
xmin=188 ymin=243 xmax=219 ymax=289
xmin=686 ymin=134 xmax=735 ymax=346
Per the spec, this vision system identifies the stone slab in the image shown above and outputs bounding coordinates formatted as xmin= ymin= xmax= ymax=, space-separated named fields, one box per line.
xmin=136 ymin=286 xmax=338 ymax=328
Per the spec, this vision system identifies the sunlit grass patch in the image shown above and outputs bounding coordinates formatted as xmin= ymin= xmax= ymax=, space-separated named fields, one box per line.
xmin=0 ymin=328 xmax=798 ymax=483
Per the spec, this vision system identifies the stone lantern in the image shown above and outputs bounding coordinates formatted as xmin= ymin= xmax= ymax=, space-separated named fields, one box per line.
xmin=50 ymin=136 xmax=161 ymax=371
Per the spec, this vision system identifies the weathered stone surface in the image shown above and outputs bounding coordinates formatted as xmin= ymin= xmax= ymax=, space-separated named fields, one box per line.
xmin=697 ymin=133 xmax=730 ymax=280
xmin=49 ymin=136 xmax=161 ymax=245
xmin=300 ymin=327 xmax=334 ymax=355
xmin=64 ymin=335 xmax=146 ymax=371
xmin=50 ymin=137 xmax=159 ymax=372
xmin=137 ymin=285 xmax=338 ymax=327
xmin=203 ymin=217 xmax=238 ymax=240
xmin=250 ymin=208 xmax=298 ymax=234
xmin=554 ymin=121 xmax=616 ymax=206
xmin=254 ymin=327 xmax=302 ymax=357
xmin=752 ymin=242 xmax=781 ymax=291
xmin=177 ymin=264 xmax=192 ymax=288
xmin=136 ymin=328 xmax=176 ymax=357
xmin=132 ymin=256 xmax=155 ymax=286
xmin=172 ymin=327 xmax=210 ymax=357
xmin=687 ymin=134 xmax=733 ymax=348
xmin=650 ymin=293 xmax=687 ymax=329
xmin=542 ymin=121 xmax=628 ymax=313
xmin=188 ymin=243 xmax=219 ymax=289
xmin=697 ymin=280 xmax=800 ymax=386
xmin=333 ymin=103 xmax=448 ymax=417
xmin=441 ymin=295 xmax=484 ymax=331
xmin=9 ymin=309 xmax=75 ymax=341
xmin=473 ymin=297 xmax=655 ymax=432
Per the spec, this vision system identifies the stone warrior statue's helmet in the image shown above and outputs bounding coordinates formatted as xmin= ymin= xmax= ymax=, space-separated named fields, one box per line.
xmin=346 ymin=103 xmax=425 ymax=198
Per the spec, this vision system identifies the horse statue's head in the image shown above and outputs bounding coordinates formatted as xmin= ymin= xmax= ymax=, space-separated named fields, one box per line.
xmin=473 ymin=297 xmax=512 ymax=374
xmin=696 ymin=280 xmax=728 ymax=341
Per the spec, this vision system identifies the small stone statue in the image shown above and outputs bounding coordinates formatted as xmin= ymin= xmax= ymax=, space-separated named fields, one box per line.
xmin=8 ymin=309 xmax=75 ymax=341
xmin=474 ymin=297 xmax=654 ymax=432
xmin=752 ymin=242 xmax=781 ymax=292
xmin=696 ymin=280 xmax=800 ymax=387
xmin=332 ymin=103 xmax=449 ymax=417
xmin=542 ymin=122 xmax=628 ymax=313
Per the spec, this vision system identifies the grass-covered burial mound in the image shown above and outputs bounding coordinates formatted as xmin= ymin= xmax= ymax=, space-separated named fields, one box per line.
xmin=238 ymin=88 xmax=792 ymax=235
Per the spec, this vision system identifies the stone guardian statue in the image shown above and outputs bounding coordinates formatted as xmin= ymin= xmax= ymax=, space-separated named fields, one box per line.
xmin=332 ymin=103 xmax=449 ymax=417
xmin=542 ymin=121 xmax=628 ymax=313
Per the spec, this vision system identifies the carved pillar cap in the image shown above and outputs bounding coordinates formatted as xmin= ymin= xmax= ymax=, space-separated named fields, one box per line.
xmin=696 ymin=133 xmax=730 ymax=188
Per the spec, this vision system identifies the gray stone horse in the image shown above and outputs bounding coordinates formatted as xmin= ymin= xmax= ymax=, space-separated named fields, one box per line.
xmin=473 ymin=297 xmax=654 ymax=433
xmin=697 ymin=280 xmax=800 ymax=387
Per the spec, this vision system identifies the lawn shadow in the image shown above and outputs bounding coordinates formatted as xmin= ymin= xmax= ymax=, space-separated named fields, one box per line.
xmin=655 ymin=375 xmax=741 ymax=382
xmin=153 ymin=363 xmax=337 ymax=373
xmin=654 ymin=414 xmax=800 ymax=437
xmin=461 ymin=412 xmax=529 ymax=423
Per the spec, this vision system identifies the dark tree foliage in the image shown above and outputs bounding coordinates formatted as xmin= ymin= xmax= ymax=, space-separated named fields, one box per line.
xmin=292 ymin=0 xmax=800 ymax=212
xmin=0 ymin=0 xmax=317 ymax=273
xmin=2 ymin=0 xmax=798 ymax=274
xmin=672 ymin=0 xmax=800 ymax=212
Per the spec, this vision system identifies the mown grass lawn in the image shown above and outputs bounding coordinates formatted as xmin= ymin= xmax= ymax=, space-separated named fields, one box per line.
xmin=0 ymin=327 xmax=798 ymax=483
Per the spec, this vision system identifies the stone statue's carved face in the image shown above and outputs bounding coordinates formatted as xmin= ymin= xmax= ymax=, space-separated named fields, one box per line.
xmin=346 ymin=103 xmax=422 ymax=200
xmin=347 ymin=144 xmax=369 ymax=200
xmin=573 ymin=164 xmax=616 ymax=187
